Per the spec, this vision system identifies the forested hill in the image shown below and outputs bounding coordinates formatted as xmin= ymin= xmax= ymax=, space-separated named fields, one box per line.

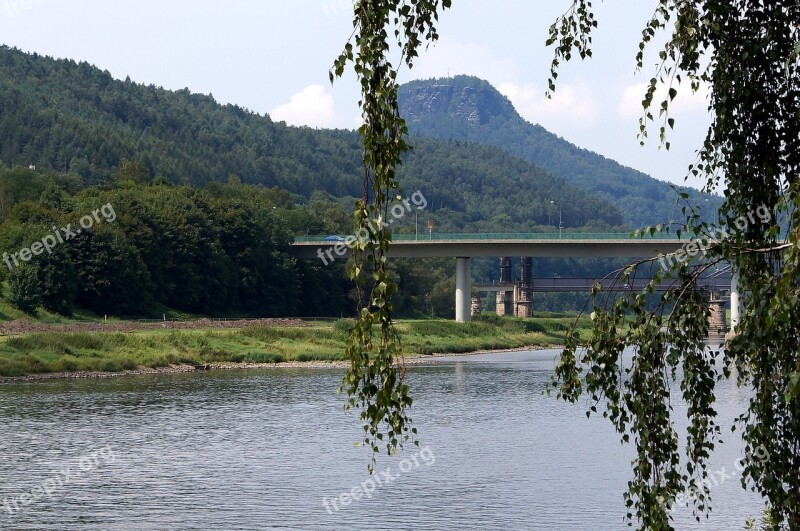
xmin=0 ymin=46 xmax=623 ymax=231
xmin=398 ymin=75 xmax=719 ymax=228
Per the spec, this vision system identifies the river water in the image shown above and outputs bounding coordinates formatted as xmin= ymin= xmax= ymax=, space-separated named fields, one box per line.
xmin=0 ymin=349 xmax=763 ymax=530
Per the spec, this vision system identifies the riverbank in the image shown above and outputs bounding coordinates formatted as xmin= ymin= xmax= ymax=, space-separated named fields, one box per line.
xmin=0 ymin=314 xmax=591 ymax=381
xmin=0 ymin=346 xmax=553 ymax=383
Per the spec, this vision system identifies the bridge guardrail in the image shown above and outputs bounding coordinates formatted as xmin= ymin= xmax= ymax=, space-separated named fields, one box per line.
xmin=294 ymin=232 xmax=684 ymax=243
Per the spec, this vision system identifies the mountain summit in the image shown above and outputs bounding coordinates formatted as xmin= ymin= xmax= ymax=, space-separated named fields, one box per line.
xmin=399 ymin=75 xmax=717 ymax=227
xmin=400 ymin=77 xmax=517 ymax=127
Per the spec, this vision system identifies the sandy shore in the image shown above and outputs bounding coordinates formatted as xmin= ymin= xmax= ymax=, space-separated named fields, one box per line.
xmin=0 ymin=345 xmax=555 ymax=384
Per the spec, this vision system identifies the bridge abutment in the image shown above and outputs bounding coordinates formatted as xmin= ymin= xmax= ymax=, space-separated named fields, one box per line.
xmin=495 ymin=291 xmax=513 ymax=316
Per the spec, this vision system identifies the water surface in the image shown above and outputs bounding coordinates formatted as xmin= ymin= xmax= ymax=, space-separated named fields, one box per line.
xmin=0 ymin=349 xmax=763 ymax=530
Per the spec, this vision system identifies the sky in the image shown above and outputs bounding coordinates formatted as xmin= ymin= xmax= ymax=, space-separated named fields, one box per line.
xmin=0 ymin=0 xmax=714 ymax=189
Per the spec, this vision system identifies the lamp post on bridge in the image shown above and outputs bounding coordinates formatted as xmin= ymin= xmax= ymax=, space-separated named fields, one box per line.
xmin=704 ymin=198 xmax=719 ymax=227
xmin=550 ymin=200 xmax=562 ymax=239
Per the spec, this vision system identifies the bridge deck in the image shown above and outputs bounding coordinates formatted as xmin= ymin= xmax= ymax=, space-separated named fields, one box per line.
xmin=291 ymin=233 xmax=687 ymax=259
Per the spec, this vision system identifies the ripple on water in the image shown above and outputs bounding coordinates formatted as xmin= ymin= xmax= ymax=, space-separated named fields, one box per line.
xmin=0 ymin=351 xmax=762 ymax=530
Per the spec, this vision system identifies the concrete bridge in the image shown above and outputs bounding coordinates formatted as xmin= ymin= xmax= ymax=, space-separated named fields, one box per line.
xmin=474 ymin=273 xmax=731 ymax=293
xmin=290 ymin=233 xmax=737 ymax=331
xmin=292 ymin=232 xmax=686 ymax=260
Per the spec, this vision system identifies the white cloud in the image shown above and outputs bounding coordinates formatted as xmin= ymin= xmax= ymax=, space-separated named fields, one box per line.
xmin=270 ymin=84 xmax=335 ymax=127
xmin=498 ymin=80 xmax=598 ymax=129
xmin=618 ymin=81 xmax=709 ymax=119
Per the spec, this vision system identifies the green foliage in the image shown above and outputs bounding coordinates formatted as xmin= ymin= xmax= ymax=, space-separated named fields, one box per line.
xmin=0 ymin=45 xmax=636 ymax=318
xmin=331 ymin=0 xmax=452 ymax=471
xmin=547 ymin=1 xmax=800 ymax=529
xmin=0 ymin=318 xmax=572 ymax=377
xmin=0 ymin=176 xmax=353 ymax=318
xmin=6 ymin=263 xmax=40 ymax=314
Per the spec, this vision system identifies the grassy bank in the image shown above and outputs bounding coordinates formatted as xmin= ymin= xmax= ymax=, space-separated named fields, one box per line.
xmin=0 ymin=314 xmax=592 ymax=377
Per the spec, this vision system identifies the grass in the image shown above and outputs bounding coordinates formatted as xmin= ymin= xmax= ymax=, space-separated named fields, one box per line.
xmin=0 ymin=314 xmax=592 ymax=377
xmin=0 ymin=293 xmax=102 ymax=324
xmin=396 ymin=314 xmax=589 ymax=355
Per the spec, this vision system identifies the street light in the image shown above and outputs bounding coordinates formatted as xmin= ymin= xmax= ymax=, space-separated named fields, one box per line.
xmin=705 ymin=198 xmax=719 ymax=227
xmin=427 ymin=219 xmax=435 ymax=240
xmin=550 ymin=200 xmax=562 ymax=239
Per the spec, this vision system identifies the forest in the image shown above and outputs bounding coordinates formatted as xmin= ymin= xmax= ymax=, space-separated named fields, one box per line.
xmin=0 ymin=47 xmax=641 ymax=319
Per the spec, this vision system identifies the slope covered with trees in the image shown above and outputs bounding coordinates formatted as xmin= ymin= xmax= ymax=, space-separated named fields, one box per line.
xmin=0 ymin=46 xmax=623 ymax=232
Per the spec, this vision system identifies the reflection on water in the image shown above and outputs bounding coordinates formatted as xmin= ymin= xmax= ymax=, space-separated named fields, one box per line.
xmin=0 ymin=350 xmax=761 ymax=530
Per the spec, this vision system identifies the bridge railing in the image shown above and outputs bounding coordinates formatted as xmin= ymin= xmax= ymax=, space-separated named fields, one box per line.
xmin=294 ymin=232 xmax=683 ymax=243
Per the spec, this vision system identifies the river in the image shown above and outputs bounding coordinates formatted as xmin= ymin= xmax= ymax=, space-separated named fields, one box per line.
xmin=0 ymin=349 xmax=763 ymax=530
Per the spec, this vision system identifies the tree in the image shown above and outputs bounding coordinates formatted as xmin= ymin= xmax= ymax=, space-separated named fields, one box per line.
xmin=115 ymin=159 xmax=150 ymax=185
xmin=331 ymin=0 xmax=451 ymax=471
xmin=33 ymin=246 xmax=78 ymax=316
xmin=7 ymin=263 xmax=41 ymax=314
xmin=337 ymin=1 xmax=800 ymax=529
xmin=547 ymin=2 xmax=800 ymax=529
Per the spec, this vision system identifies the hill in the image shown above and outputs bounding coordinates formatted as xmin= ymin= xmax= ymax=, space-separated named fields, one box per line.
xmin=0 ymin=46 xmax=624 ymax=232
xmin=398 ymin=75 xmax=720 ymax=227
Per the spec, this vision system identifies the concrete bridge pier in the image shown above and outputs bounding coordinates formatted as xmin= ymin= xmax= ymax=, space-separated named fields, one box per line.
xmin=471 ymin=296 xmax=481 ymax=317
xmin=726 ymin=269 xmax=741 ymax=340
xmin=707 ymin=291 xmax=727 ymax=337
xmin=455 ymin=257 xmax=472 ymax=323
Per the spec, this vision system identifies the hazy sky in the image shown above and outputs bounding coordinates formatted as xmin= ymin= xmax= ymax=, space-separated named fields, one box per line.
xmin=0 ymin=0 xmax=713 ymax=189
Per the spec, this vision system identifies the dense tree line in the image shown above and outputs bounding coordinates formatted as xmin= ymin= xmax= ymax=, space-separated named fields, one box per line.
xmin=0 ymin=167 xmax=475 ymax=318
xmin=0 ymin=168 xmax=349 ymax=317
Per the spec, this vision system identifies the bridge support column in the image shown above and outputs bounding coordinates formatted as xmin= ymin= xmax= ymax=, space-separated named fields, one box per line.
xmin=496 ymin=257 xmax=514 ymax=316
xmin=515 ymin=257 xmax=533 ymax=317
xmin=707 ymin=292 xmax=727 ymax=337
xmin=455 ymin=257 xmax=471 ymax=323
xmin=726 ymin=269 xmax=741 ymax=339
xmin=471 ymin=295 xmax=481 ymax=317
xmin=496 ymin=291 xmax=513 ymax=316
